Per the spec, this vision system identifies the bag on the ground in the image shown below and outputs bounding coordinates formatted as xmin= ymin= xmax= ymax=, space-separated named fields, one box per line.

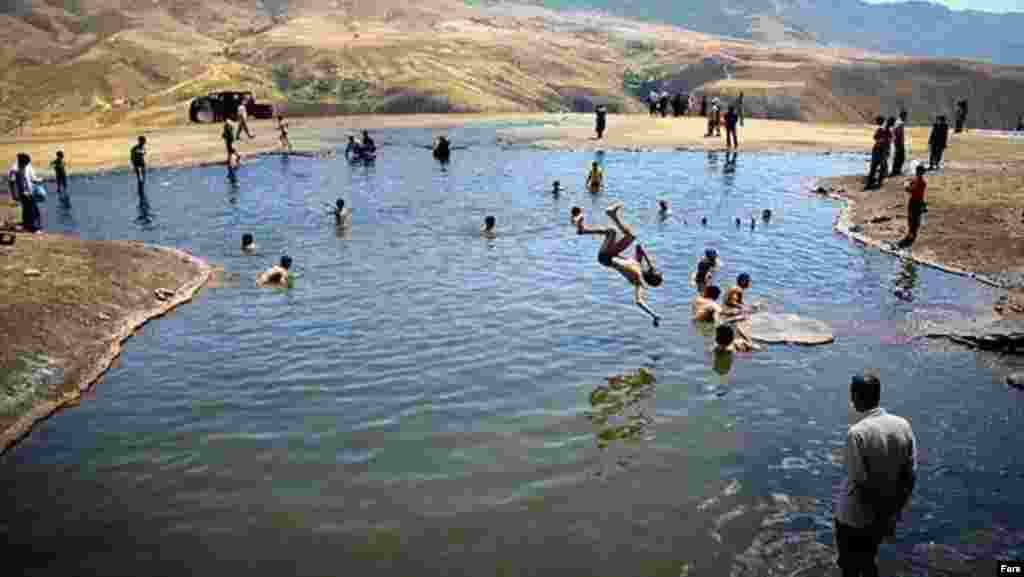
xmin=32 ymin=183 xmax=47 ymax=202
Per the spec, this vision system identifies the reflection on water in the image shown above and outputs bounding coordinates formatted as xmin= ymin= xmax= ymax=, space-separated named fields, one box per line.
xmin=894 ymin=259 xmax=918 ymax=302
xmin=135 ymin=183 xmax=153 ymax=229
xmin=586 ymin=368 xmax=656 ymax=449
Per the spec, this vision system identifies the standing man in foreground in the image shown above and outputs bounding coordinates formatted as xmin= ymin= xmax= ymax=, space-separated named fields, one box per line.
xmin=835 ymin=372 xmax=917 ymax=577
xmin=928 ymin=115 xmax=949 ymax=170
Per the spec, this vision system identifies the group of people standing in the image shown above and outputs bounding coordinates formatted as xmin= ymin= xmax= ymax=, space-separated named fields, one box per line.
xmin=6 ymin=149 xmax=71 ymax=234
xmin=647 ymin=90 xmax=693 ymax=118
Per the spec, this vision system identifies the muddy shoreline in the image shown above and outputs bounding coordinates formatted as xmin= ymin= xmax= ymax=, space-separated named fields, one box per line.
xmin=0 ymin=241 xmax=212 ymax=455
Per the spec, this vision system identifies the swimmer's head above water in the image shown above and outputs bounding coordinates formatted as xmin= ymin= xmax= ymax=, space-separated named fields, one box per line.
xmin=336 ymin=199 xmax=345 ymax=211
xmin=762 ymin=209 xmax=772 ymax=222
xmin=484 ymin=216 xmax=496 ymax=231
xmin=703 ymin=285 xmax=721 ymax=301
xmin=242 ymin=233 xmax=255 ymax=251
xmin=705 ymin=248 xmax=718 ymax=262
xmin=280 ymin=255 xmax=292 ymax=270
xmin=658 ymin=200 xmax=669 ymax=212
xmin=737 ymin=272 xmax=751 ymax=289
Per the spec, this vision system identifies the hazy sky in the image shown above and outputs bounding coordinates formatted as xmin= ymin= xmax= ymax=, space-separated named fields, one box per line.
xmin=863 ymin=0 xmax=1024 ymax=12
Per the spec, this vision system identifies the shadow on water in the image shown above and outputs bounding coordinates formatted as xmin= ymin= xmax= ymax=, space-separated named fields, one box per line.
xmin=135 ymin=182 xmax=153 ymax=229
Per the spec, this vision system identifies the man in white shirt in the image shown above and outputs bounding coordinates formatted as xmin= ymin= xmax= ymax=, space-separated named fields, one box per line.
xmin=835 ymin=372 xmax=917 ymax=577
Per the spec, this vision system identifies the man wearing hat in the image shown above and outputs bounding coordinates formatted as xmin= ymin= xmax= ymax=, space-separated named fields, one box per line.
xmin=835 ymin=372 xmax=917 ymax=577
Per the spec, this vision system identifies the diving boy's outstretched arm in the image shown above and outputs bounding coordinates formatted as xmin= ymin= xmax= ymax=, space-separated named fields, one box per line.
xmin=634 ymin=284 xmax=660 ymax=325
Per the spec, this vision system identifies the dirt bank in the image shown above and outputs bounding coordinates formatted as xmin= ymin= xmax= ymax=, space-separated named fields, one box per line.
xmin=0 ymin=229 xmax=211 ymax=454
xmin=815 ymin=130 xmax=1024 ymax=318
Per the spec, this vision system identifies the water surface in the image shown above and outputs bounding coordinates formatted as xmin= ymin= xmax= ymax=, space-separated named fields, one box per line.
xmin=2 ymin=126 xmax=1022 ymax=575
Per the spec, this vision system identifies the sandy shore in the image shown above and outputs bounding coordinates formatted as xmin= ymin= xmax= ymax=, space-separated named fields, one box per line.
xmin=0 ymin=113 xmax=554 ymax=178
xmin=0 ymin=228 xmax=212 ymax=455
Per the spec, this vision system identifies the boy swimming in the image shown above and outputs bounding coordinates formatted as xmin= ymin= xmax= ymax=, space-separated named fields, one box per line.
xmin=585 ymin=161 xmax=603 ymax=193
xmin=257 ymin=255 xmax=293 ymax=287
xmin=481 ymin=215 xmax=497 ymax=238
xmin=572 ymin=201 xmax=663 ymax=326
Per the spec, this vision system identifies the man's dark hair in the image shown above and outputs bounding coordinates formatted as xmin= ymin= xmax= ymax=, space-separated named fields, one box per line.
xmin=899 ymin=109 xmax=908 ymax=120
xmin=916 ymin=164 xmax=926 ymax=176
xmin=705 ymin=285 xmax=721 ymax=301
xmin=242 ymin=233 xmax=254 ymax=246
xmin=886 ymin=116 xmax=896 ymax=127
xmin=280 ymin=255 xmax=293 ymax=269
xmin=851 ymin=372 xmax=881 ymax=407
xmin=484 ymin=216 xmax=496 ymax=228
xmin=737 ymin=272 xmax=751 ymax=286
xmin=337 ymin=199 xmax=345 ymax=210
xmin=875 ymin=116 xmax=885 ymax=125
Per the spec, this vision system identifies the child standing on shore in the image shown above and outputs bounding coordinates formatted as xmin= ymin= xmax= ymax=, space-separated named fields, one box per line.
xmin=50 ymin=151 xmax=68 ymax=203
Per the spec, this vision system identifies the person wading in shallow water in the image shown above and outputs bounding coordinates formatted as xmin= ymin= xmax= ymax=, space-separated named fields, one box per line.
xmin=835 ymin=372 xmax=916 ymax=577
xmin=131 ymin=136 xmax=147 ymax=183
xmin=572 ymin=202 xmax=663 ymax=326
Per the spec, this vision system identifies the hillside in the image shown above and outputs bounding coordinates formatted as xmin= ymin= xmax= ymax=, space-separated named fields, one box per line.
xmin=538 ymin=0 xmax=1024 ymax=65
xmin=2 ymin=0 xmax=1024 ymax=134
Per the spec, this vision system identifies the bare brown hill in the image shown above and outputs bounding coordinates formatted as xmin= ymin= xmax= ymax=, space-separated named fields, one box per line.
xmin=2 ymin=0 xmax=1024 ymax=134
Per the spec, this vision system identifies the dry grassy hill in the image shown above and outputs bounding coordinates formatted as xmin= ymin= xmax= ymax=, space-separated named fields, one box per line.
xmin=2 ymin=0 xmax=1024 ymax=134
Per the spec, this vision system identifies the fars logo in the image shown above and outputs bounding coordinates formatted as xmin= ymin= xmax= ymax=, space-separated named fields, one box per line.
xmin=1001 ymin=563 xmax=1024 ymax=574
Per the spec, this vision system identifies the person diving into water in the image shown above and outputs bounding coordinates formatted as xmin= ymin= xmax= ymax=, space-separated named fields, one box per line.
xmin=572 ymin=201 xmax=663 ymax=326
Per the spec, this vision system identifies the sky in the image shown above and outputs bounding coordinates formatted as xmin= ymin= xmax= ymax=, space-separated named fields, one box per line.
xmin=863 ymin=0 xmax=1024 ymax=12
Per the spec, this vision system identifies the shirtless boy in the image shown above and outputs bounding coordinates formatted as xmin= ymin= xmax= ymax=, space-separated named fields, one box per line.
xmin=724 ymin=273 xmax=754 ymax=312
xmin=585 ymin=162 xmax=603 ymax=194
xmin=257 ymin=255 xmax=293 ymax=287
xmin=572 ymin=202 xmax=663 ymax=326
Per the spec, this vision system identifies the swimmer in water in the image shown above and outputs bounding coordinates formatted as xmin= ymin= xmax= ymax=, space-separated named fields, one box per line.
xmin=257 ymin=255 xmax=293 ymax=287
xmin=713 ymin=324 xmax=737 ymax=378
xmin=481 ymin=215 xmax=496 ymax=238
xmin=658 ymin=199 xmax=671 ymax=217
xmin=729 ymin=272 xmax=761 ymax=313
xmin=585 ymin=161 xmax=603 ymax=193
xmin=701 ymin=216 xmax=708 ymax=227
xmin=332 ymin=199 xmax=351 ymax=228
xmin=693 ymin=248 xmax=720 ymax=294
xmin=762 ymin=209 xmax=772 ymax=222
xmin=552 ymin=180 xmax=562 ymax=195
xmin=692 ymin=285 xmax=723 ymax=323
xmin=241 ymin=233 xmax=256 ymax=254
xmin=572 ymin=201 xmax=663 ymax=326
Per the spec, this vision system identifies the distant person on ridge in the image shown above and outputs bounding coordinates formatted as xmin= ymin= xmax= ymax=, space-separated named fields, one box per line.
xmin=928 ymin=115 xmax=949 ymax=170
xmin=736 ymin=91 xmax=745 ymax=126
xmin=236 ymin=96 xmax=254 ymax=140
xmin=890 ymin=110 xmax=907 ymax=177
xmin=571 ymin=202 xmax=663 ymax=326
xmin=131 ymin=136 xmax=147 ymax=183
xmin=595 ymin=105 xmax=607 ymax=139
